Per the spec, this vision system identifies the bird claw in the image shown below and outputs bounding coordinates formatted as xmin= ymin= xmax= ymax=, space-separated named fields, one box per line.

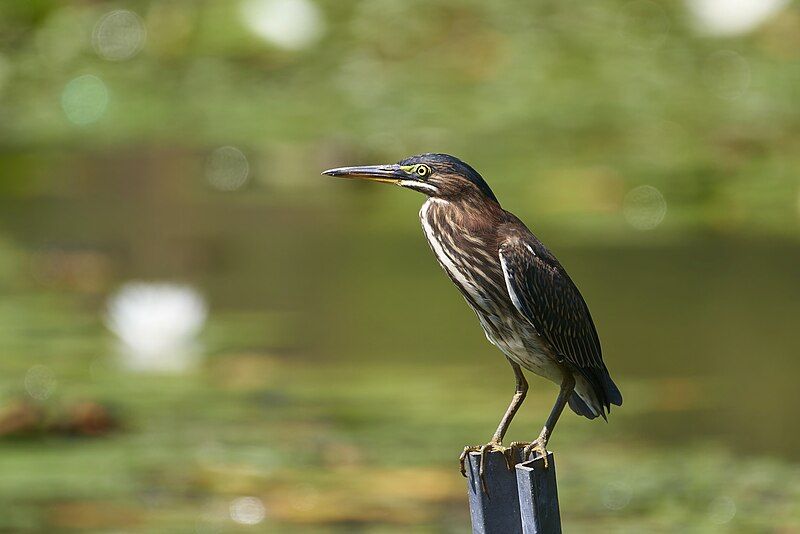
xmin=458 ymin=446 xmax=476 ymax=478
xmin=461 ymin=430 xmax=551 ymax=494
xmin=509 ymin=437 xmax=549 ymax=468
xmin=460 ymin=441 xmax=518 ymax=495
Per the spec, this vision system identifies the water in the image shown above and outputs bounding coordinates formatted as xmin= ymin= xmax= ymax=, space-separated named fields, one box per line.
xmin=0 ymin=164 xmax=798 ymax=530
xmin=315 ymin=229 xmax=800 ymax=459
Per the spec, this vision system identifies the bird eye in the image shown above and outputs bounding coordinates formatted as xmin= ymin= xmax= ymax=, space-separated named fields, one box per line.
xmin=415 ymin=165 xmax=430 ymax=178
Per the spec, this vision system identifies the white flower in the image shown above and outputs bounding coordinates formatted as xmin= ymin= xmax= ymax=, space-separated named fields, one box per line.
xmin=239 ymin=0 xmax=324 ymax=50
xmin=105 ymin=282 xmax=208 ymax=373
xmin=685 ymin=0 xmax=788 ymax=36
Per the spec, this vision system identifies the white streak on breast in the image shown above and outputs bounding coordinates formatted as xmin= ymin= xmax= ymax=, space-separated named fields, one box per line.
xmin=420 ymin=200 xmax=562 ymax=383
xmin=419 ymin=200 xmax=488 ymax=309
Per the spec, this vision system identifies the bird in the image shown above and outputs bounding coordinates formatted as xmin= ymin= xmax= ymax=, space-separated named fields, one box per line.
xmin=322 ymin=153 xmax=622 ymax=489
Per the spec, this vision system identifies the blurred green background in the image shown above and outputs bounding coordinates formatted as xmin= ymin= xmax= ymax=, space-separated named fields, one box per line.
xmin=0 ymin=0 xmax=799 ymax=531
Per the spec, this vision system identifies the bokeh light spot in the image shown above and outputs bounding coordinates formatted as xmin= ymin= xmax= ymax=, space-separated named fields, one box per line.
xmin=703 ymin=50 xmax=751 ymax=101
xmin=92 ymin=10 xmax=146 ymax=61
xmin=708 ymin=496 xmax=736 ymax=524
xmin=206 ymin=146 xmax=250 ymax=191
xmin=25 ymin=365 xmax=56 ymax=400
xmin=229 ymin=496 xmax=266 ymax=525
xmin=623 ymin=185 xmax=667 ymax=230
xmin=61 ymin=75 xmax=109 ymax=125
xmin=239 ymin=0 xmax=324 ymax=50
xmin=603 ymin=481 xmax=633 ymax=510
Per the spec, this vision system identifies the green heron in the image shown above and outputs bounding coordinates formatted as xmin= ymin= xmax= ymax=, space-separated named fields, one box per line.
xmin=322 ymin=154 xmax=622 ymax=486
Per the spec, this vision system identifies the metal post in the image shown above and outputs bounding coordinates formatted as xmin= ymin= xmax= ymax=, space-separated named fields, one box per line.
xmin=516 ymin=452 xmax=562 ymax=534
xmin=465 ymin=449 xmax=562 ymax=534
xmin=465 ymin=449 xmax=523 ymax=534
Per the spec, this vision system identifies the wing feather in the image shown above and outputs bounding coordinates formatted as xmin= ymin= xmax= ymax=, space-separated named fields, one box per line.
xmin=499 ymin=233 xmax=622 ymax=412
xmin=499 ymin=238 xmax=605 ymax=370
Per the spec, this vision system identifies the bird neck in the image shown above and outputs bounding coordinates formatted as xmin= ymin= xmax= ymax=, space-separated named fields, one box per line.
xmin=421 ymin=193 xmax=504 ymax=236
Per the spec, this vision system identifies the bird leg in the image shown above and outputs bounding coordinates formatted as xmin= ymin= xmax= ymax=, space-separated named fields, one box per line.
xmin=459 ymin=360 xmax=529 ymax=493
xmin=490 ymin=360 xmax=528 ymax=447
xmin=510 ymin=371 xmax=575 ymax=468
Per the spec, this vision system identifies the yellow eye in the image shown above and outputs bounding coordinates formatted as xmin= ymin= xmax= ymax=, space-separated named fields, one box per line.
xmin=415 ymin=165 xmax=430 ymax=178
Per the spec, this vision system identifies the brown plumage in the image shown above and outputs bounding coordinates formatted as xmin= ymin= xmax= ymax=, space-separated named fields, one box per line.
xmin=322 ymin=153 xmax=622 ymax=480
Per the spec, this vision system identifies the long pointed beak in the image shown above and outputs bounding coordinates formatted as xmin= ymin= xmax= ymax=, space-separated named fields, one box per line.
xmin=321 ymin=164 xmax=408 ymax=184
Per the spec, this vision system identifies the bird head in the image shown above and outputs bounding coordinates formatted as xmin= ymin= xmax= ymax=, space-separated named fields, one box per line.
xmin=322 ymin=153 xmax=498 ymax=203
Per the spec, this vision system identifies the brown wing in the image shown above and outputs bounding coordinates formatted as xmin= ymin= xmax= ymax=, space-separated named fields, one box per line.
xmin=499 ymin=238 xmax=603 ymax=368
xmin=499 ymin=236 xmax=622 ymax=409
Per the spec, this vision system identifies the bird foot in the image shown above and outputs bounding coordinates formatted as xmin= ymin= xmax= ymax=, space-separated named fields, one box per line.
xmin=459 ymin=441 xmax=517 ymax=494
xmin=509 ymin=436 xmax=549 ymax=468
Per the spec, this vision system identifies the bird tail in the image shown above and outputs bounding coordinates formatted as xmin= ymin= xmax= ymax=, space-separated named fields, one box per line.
xmin=569 ymin=369 xmax=623 ymax=420
xmin=603 ymin=372 xmax=623 ymax=407
xmin=568 ymin=391 xmax=600 ymax=419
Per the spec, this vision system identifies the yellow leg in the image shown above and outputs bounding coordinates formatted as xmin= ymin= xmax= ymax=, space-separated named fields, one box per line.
xmin=510 ymin=372 xmax=575 ymax=469
xmin=459 ymin=360 xmax=529 ymax=492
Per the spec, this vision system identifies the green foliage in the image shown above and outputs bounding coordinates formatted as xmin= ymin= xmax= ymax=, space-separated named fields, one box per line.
xmin=0 ymin=0 xmax=798 ymax=234
xmin=0 ymin=1 xmax=799 ymax=531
